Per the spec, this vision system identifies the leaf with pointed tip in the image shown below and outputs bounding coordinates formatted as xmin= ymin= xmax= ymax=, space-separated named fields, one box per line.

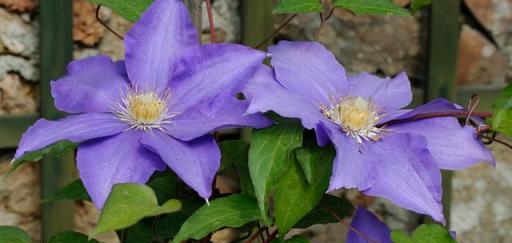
xmin=147 ymin=173 xmax=178 ymax=204
xmin=48 ymin=231 xmax=101 ymax=243
xmin=273 ymin=0 xmax=324 ymax=14
xmin=155 ymin=197 xmax=204 ymax=241
xmin=0 ymin=226 xmax=31 ymax=243
xmin=90 ymin=184 xmax=181 ymax=238
xmin=274 ymin=141 xmax=335 ymax=235
xmin=334 ymin=0 xmax=410 ymax=16
xmin=172 ymin=194 xmax=262 ymax=243
xmin=391 ymin=224 xmax=457 ymax=243
xmin=44 ymin=179 xmax=91 ymax=202
xmin=219 ymin=140 xmax=254 ymax=196
xmin=9 ymin=141 xmax=76 ymax=174
xmin=295 ymin=194 xmax=354 ymax=228
xmin=249 ymin=119 xmax=303 ymax=222
xmin=491 ymin=84 xmax=512 ymax=137
xmin=86 ymin=0 xmax=153 ymax=22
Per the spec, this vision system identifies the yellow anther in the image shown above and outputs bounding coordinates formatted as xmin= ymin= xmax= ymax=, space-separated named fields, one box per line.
xmin=321 ymin=96 xmax=382 ymax=143
xmin=127 ymin=92 xmax=166 ymax=125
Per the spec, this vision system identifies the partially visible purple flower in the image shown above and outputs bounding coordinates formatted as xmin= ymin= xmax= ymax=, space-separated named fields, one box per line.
xmin=244 ymin=41 xmax=495 ymax=223
xmin=14 ymin=0 xmax=271 ymax=208
xmin=347 ymin=207 xmax=391 ymax=243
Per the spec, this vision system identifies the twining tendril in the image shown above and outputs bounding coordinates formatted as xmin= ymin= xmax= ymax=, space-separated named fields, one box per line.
xmin=95 ymin=5 xmax=124 ymax=40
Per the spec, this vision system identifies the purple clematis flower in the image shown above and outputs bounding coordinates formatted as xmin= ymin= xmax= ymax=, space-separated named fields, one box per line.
xmin=347 ymin=207 xmax=391 ymax=243
xmin=14 ymin=0 xmax=271 ymax=208
xmin=244 ymin=41 xmax=494 ymax=223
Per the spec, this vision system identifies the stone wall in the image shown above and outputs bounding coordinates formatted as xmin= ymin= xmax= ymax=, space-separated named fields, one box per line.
xmin=0 ymin=0 xmax=40 ymax=241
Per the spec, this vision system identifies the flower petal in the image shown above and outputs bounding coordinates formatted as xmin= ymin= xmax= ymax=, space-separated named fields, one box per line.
xmin=77 ymin=131 xmax=166 ymax=208
xmin=169 ymin=43 xmax=266 ymax=113
xmin=164 ymin=93 xmax=272 ymax=141
xmin=244 ymin=65 xmax=324 ymax=130
xmin=124 ymin=0 xmax=199 ymax=92
xmin=363 ymin=133 xmax=444 ymax=223
xmin=50 ymin=55 xmax=129 ymax=113
xmin=322 ymin=122 xmax=377 ymax=191
xmin=269 ymin=41 xmax=348 ymax=105
xmin=347 ymin=207 xmax=392 ymax=243
xmin=15 ymin=113 xmax=127 ymax=159
xmin=140 ymin=132 xmax=220 ymax=200
xmin=348 ymin=72 xmax=412 ymax=112
xmin=390 ymin=117 xmax=495 ymax=169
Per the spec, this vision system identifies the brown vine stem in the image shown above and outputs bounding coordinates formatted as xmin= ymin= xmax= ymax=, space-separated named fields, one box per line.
xmin=95 ymin=5 xmax=124 ymax=40
xmin=326 ymin=208 xmax=381 ymax=243
xmin=481 ymin=136 xmax=512 ymax=150
xmin=205 ymin=0 xmax=217 ymax=43
xmin=245 ymin=226 xmax=267 ymax=243
xmin=382 ymin=110 xmax=493 ymax=127
xmin=263 ymin=229 xmax=278 ymax=243
xmin=255 ymin=14 xmax=298 ymax=49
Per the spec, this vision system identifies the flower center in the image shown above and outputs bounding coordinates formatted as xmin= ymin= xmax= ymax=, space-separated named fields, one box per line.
xmin=128 ymin=93 xmax=166 ymax=124
xmin=321 ymin=96 xmax=383 ymax=143
xmin=114 ymin=91 xmax=172 ymax=131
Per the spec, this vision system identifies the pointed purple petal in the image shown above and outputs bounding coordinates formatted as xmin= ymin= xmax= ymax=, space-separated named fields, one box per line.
xmin=347 ymin=207 xmax=392 ymax=243
xmin=169 ymin=43 xmax=265 ymax=113
xmin=124 ymin=0 xmax=199 ymax=92
xmin=269 ymin=41 xmax=348 ymax=105
xmin=363 ymin=134 xmax=444 ymax=223
xmin=77 ymin=131 xmax=166 ymax=208
xmin=50 ymin=55 xmax=129 ymax=113
xmin=322 ymin=124 xmax=376 ymax=192
xmin=15 ymin=113 xmax=127 ymax=159
xmin=164 ymin=93 xmax=272 ymax=141
xmin=348 ymin=72 xmax=412 ymax=112
xmin=390 ymin=117 xmax=495 ymax=169
xmin=244 ymin=65 xmax=324 ymax=130
xmin=140 ymin=132 xmax=220 ymax=200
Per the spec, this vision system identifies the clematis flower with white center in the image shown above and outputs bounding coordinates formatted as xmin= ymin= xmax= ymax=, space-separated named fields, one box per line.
xmin=244 ymin=41 xmax=495 ymax=223
xmin=14 ymin=0 xmax=271 ymax=208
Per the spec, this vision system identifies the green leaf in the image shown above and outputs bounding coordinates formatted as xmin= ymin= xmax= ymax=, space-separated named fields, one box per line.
xmin=86 ymin=0 xmax=153 ymax=22
xmin=219 ymin=140 xmax=254 ymax=195
xmin=270 ymin=235 xmax=309 ymax=243
xmin=274 ymin=140 xmax=335 ymax=235
xmin=147 ymin=173 xmax=178 ymax=204
xmin=122 ymin=220 xmax=153 ymax=243
xmin=90 ymin=184 xmax=181 ymax=238
xmin=9 ymin=141 xmax=76 ymax=174
xmin=0 ymin=226 xmax=31 ymax=243
xmin=411 ymin=0 xmax=432 ymax=13
xmin=285 ymin=235 xmax=309 ymax=243
xmin=391 ymin=224 xmax=457 ymax=243
xmin=48 ymin=231 xmax=101 ymax=243
xmin=295 ymin=194 xmax=354 ymax=229
xmin=491 ymin=84 xmax=512 ymax=137
xmin=44 ymin=179 xmax=91 ymax=202
xmin=295 ymin=136 xmax=321 ymax=184
xmin=273 ymin=0 xmax=324 ymax=14
xmin=334 ymin=0 xmax=410 ymax=16
xmin=155 ymin=198 xmax=204 ymax=240
xmin=249 ymin=119 xmax=303 ymax=222
xmin=173 ymin=194 xmax=262 ymax=243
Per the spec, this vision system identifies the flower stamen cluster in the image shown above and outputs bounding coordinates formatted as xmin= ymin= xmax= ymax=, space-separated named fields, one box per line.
xmin=321 ymin=96 xmax=382 ymax=143
xmin=114 ymin=90 xmax=174 ymax=131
